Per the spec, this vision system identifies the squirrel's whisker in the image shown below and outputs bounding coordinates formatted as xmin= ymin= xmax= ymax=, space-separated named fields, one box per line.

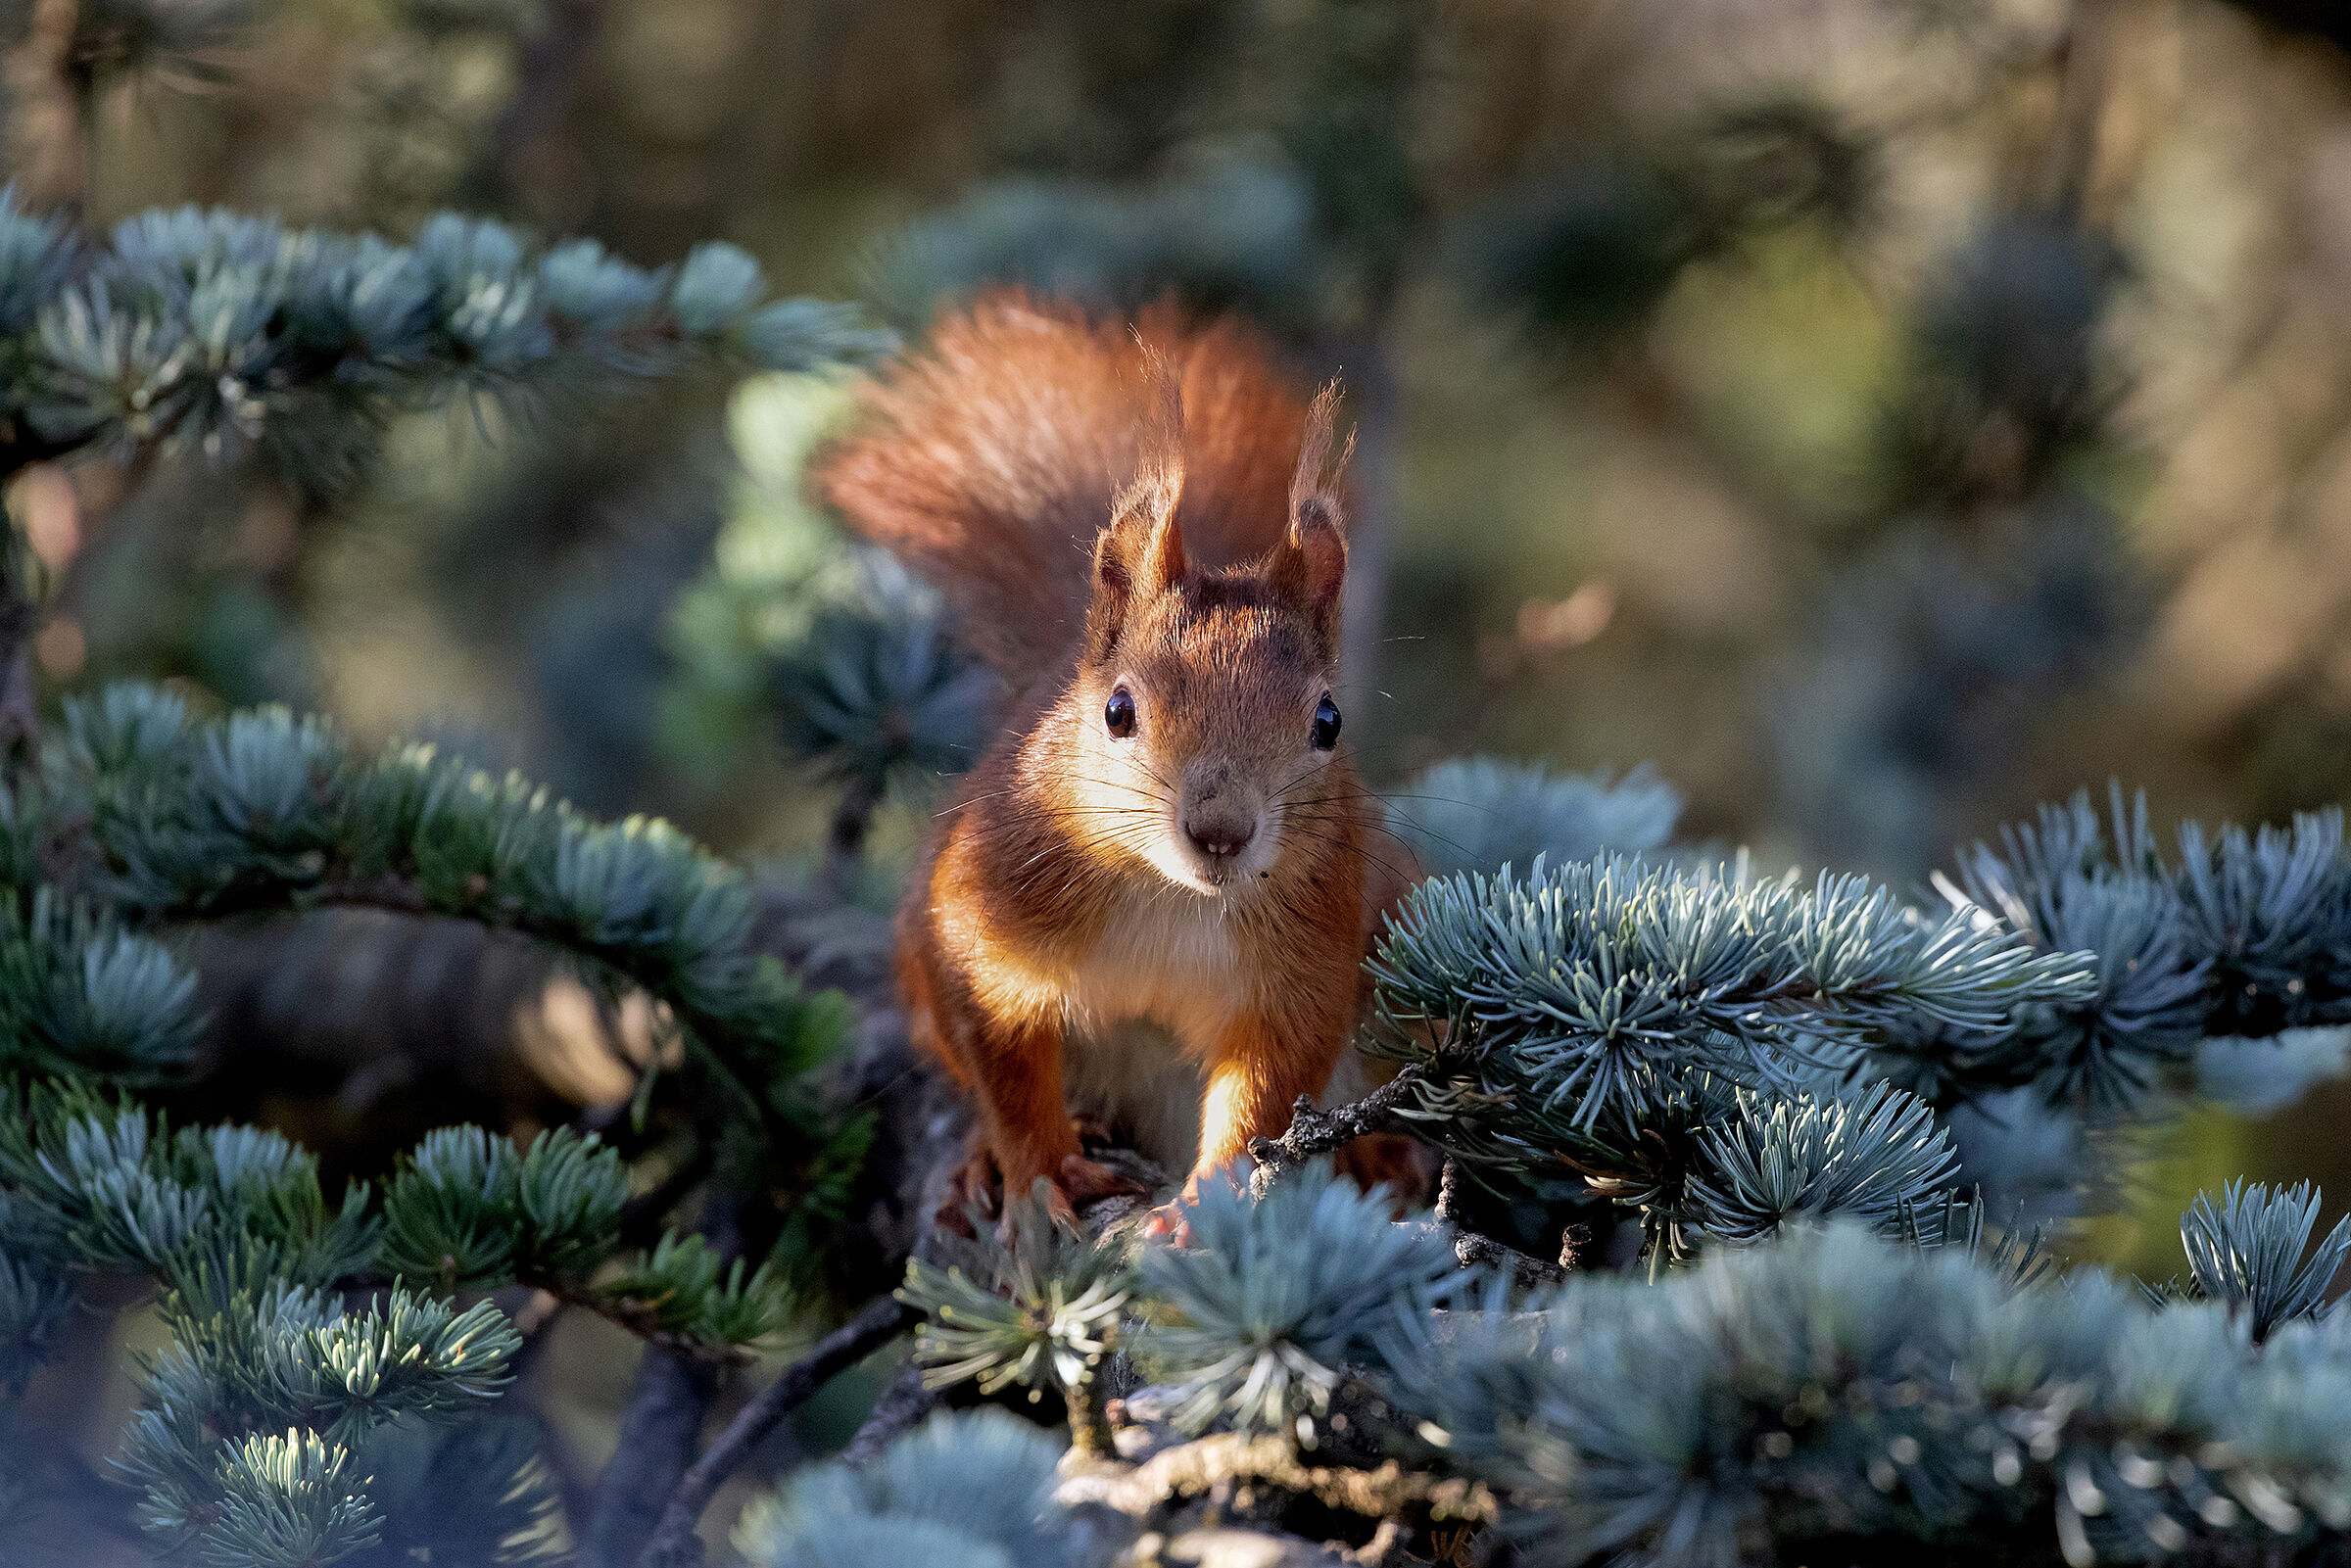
xmin=1274 ymin=821 xmax=1417 ymax=895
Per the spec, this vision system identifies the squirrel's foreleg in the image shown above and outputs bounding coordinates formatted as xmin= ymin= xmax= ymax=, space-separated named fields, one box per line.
xmin=1191 ymin=1012 xmax=1349 ymax=1189
xmin=954 ymin=1007 xmax=1083 ymax=1201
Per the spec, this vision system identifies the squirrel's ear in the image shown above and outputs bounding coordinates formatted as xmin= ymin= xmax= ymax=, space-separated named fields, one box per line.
xmin=1274 ymin=383 xmax=1351 ymax=655
xmin=1086 ymin=347 xmax=1189 ymax=661
xmin=1271 ymin=504 xmax=1346 ymax=654
xmin=1128 ymin=484 xmax=1187 ymax=597
xmin=1100 ymin=460 xmax=1186 ymax=594
xmin=1088 ymin=454 xmax=1186 ymax=661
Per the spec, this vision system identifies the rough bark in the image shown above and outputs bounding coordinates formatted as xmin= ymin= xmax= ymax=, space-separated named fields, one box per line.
xmin=1246 ymin=1063 xmax=1433 ymax=1193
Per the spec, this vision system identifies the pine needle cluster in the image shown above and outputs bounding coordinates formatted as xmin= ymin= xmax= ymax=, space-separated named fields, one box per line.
xmin=0 ymin=683 xmax=859 ymax=1559
xmin=0 ymin=189 xmax=892 ymax=486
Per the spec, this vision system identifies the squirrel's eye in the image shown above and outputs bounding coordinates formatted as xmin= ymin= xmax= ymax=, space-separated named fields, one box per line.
xmin=1105 ymin=687 xmax=1137 ymax=738
xmin=1311 ymin=694 xmax=1341 ymax=750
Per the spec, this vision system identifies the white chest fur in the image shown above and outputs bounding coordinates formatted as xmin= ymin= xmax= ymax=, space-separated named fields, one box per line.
xmin=1058 ymin=889 xmax=1252 ymax=1174
xmin=1064 ymin=888 xmax=1253 ymax=1047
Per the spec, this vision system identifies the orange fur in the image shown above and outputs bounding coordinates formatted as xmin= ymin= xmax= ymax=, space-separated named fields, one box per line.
xmin=817 ymin=292 xmax=1405 ymax=1219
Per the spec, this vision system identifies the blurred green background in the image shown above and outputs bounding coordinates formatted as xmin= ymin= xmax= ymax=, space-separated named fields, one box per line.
xmin=12 ymin=0 xmax=2351 ymax=1354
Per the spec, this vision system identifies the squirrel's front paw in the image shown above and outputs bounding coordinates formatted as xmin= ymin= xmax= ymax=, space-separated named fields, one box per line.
xmin=934 ymin=1134 xmax=1003 ymax=1237
xmin=984 ymin=1154 xmax=1152 ymax=1242
xmin=1141 ymin=1199 xmax=1195 ymax=1248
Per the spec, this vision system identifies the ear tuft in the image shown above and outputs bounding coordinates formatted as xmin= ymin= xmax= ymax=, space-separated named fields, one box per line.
xmin=1103 ymin=420 xmax=1187 ymax=601
xmin=1288 ymin=381 xmax=1355 ymax=522
xmin=1089 ymin=477 xmax=1186 ymax=659
xmin=1125 ymin=338 xmax=1188 ymax=596
xmin=1137 ymin=481 xmax=1187 ymax=594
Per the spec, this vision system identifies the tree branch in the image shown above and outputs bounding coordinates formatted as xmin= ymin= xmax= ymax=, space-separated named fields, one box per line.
xmin=1247 ymin=1062 xmax=1435 ymax=1193
xmin=837 ymin=1359 xmax=938 ymax=1467
xmin=123 ymin=872 xmax=800 ymax=1158
xmin=584 ymin=1188 xmax=745 ymax=1568
xmin=584 ymin=1345 xmax=721 ymax=1568
xmin=1436 ymin=1158 xmax=1563 ymax=1288
xmin=635 ymin=1293 xmax=920 ymax=1567
xmin=1058 ymin=1431 xmax=1497 ymax=1531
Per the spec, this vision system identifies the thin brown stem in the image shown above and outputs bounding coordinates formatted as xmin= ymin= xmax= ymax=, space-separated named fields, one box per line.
xmin=1067 ymin=1367 xmax=1118 ymax=1459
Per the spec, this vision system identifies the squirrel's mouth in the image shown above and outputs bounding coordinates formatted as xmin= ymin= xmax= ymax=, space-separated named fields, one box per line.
xmin=1155 ymin=813 xmax=1276 ymax=895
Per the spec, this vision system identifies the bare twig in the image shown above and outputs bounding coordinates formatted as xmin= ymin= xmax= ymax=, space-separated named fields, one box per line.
xmin=635 ymin=1293 xmax=920 ymax=1567
xmin=1435 ymin=1159 xmax=1562 ymax=1288
xmin=1058 ymin=1431 xmax=1497 ymax=1529
xmin=1247 ymin=1062 xmax=1434 ymax=1193
xmin=1448 ymin=1227 xmax=1564 ymax=1289
xmin=1067 ymin=1364 xmax=1119 ymax=1461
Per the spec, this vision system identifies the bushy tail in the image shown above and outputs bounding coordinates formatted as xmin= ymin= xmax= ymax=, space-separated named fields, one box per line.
xmin=811 ymin=291 xmax=1321 ymax=679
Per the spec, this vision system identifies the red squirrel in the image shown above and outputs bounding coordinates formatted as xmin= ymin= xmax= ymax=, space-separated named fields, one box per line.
xmin=814 ymin=292 xmax=1414 ymax=1229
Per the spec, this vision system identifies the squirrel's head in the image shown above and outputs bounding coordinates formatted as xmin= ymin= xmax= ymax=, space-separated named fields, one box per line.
xmin=1066 ymin=384 xmax=1352 ymax=896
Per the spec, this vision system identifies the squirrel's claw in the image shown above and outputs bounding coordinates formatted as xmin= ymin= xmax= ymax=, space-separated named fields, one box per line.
xmin=935 ymin=1135 xmax=1003 ymax=1239
xmin=1012 ymin=1182 xmax=1079 ymax=1241
xmin=1008 ymin=1154 xmax=1151 ymax=1243
xmin=990 ymin=1153 xmax=1151 ymax=1244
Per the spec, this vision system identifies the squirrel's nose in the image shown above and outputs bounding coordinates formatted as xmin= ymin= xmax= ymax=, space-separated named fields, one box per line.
xmin=1184 ymin=818 xmax=1257 ymax=861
